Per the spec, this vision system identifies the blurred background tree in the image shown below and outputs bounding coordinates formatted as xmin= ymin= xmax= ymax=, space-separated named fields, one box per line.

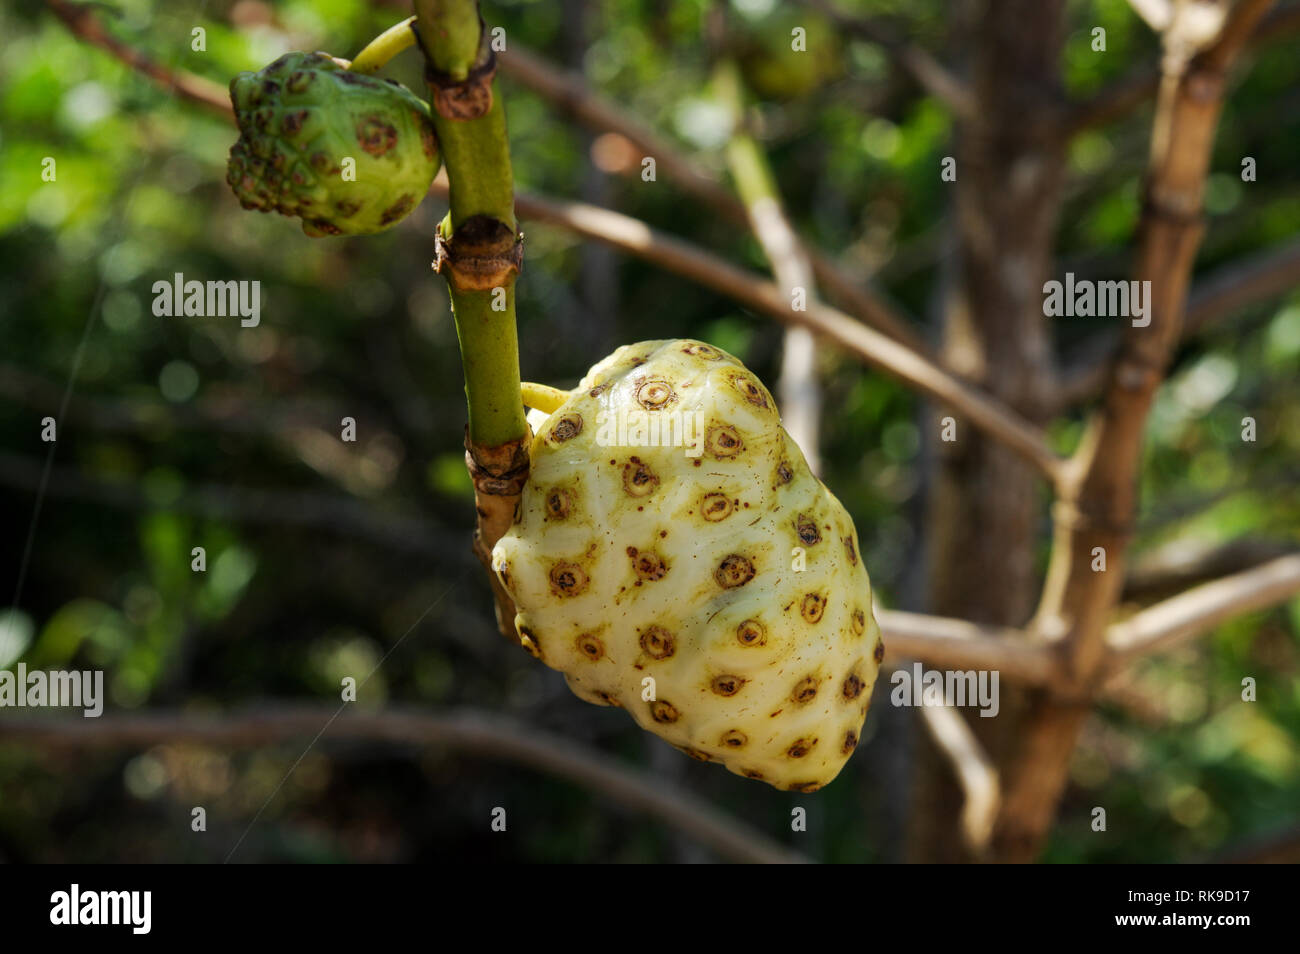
xmin=1 ymin=0 xmax=1298 ymax=863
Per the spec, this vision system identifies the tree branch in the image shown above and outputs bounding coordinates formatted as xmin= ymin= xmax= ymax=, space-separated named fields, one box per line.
xmin=46 ymin=0 xmax=233 ymax=118
xmin=1124 ymin=537 xmax=1299 ymax=598
xmin=797 ymin=0 xmax=978 ymax=119
xmin=0 ymin=705 xmax=809 ymax=864
xmin=1107 ymin=553 xmax=1300 ymax=665
xmin=497 ymin=42 xmax=930 ymax=355
xmin=917 ymin=703 xmax=1001 ymax=856
xmin=876 ymin=609 xmax=1059 ymax=687
xmin=497 ymin=187 xmax=1067 ymax=484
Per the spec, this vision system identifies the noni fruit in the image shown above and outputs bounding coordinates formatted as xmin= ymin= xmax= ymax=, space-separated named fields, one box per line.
xmin=491 ymin=340 xmax=883 ymax=791
xmin=226 ymin=51 xmax=440 ymax=237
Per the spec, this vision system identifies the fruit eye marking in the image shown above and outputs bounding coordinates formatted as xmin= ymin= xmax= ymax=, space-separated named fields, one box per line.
xmin=842 ymin=731 xmax=859 ymax=754
xmin=701 ymin=492 xmax=734 ymax=522
xmin=548 ymin=561 xmax=589 ymax=597
xmin=628 ymin=548 xmax=668 ymax=581
xmin=650 ymin=700 xmax=680 ymax=723
xmin=843 ymin=535 xmax=859 ymax=565
xmin=874 ymin=638 xmax=885 ymax=664
xmin=715 ymin=554 xmax=756 ymax=588
xmin=639 ymin=625 xmax=676 ymax=659
xmin=776 ymin=461 xmax=793 ymax=485
xmin=711 ymin=675 xmax=745 ymax=696
xmin=800 ymin=592 xmax=826 ymax=623
xmin=636 ymin=379 xmax=675 ymax=409
xmin=721 ymin=730 xmax=748 ymax=748
xmin=576 ymin=633 xmax=604 ymax=661
xmin=622 ymin=457 xmax=659 ymax=496
xmin=545 ymin=488 xmax=574 ymax=519
xmin=731 ymin=374 xmax=769 ymax=408
xmin=796 ymin=514 xmax=821 ymax=545
xmin=786 ymin=738 xmax=815 ymax=759
xmin=706 ymin=425 xmax=744 ymax=458
xmin=549 ymin=414 xmax=584 ymax=443
xmin=791 ymin=676 xmax=819 ymax=704
xmin=736 ymin=619 xmax=767 ymax=646
xmin=851 ymin=608 xmax=866 ymax=636
xmin=842 ymin=673 xmax=865 ymax=700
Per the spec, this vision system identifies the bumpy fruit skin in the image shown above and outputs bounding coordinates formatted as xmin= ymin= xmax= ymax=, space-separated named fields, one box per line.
xmin=492 ymin=340 xmax=883 ymax=792
xmin=226 ymin=51 xmax=440 ymax=237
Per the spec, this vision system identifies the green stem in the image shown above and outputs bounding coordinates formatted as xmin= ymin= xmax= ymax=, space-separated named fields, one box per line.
xmin=413 ymin=0 xmax=525 ymax=450
xmin=350 ymin=16 xmax=417 ymax=74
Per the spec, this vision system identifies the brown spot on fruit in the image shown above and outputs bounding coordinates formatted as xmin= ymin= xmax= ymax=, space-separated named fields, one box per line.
xmin=787 ymin=739 xmax=814 ymax=759
xmin=622 ymin=457 xmax=659 ymax=496
xmin=790 ymin=782 xmax=822 ymax=793
xmin=356 ymin=115 xmax=398 ymax=156
xmin=701 ymin=492 xmax=734 ymax=522
xmin=639 ymin=625 xmax=675 ymax=660
xmin=851 ymin=608 xmax=866 ymax=636
xmin=874 ymin=638 xmax=885 ymax=664
xmin=732 ymin=373 xmax=769 ymax=408
xmin=517 ymin=625 xmax=542 ymax=659
xmin=550 ymin=414 xmax=583 ymax=443
xmin=635 ymin=379 xmax=674 ymax=409
xmin=576 ymin=633 xmax=604 ymax=661
xmin=736 ymin=619 xmax=767 ymax=646
xmin=548 ymin=561 xmax=589 ymax=597
xmin=842 ymin=730 xmax=859 ymax=754
xmin=595 ymin=691 xmax=622 ymax=708
xmin=676 ymin=746 xmax=711 ymax=762
xmin=776 ymin=461 xmax=793 ymax=485
xmin=650 ymin=700 xmax=679 ymax=723
xmin=545 ymin=489 xmax=574 ymax=520
xmin=721 ymin=729 xmax=748 ymax=748
xmin=842 ymin=672 xmax=865 ymax=700
xmin=792 ymin=676 xmax=819 ymax=704
xmin=588 ymin=383 xmax=609 ymax=397
xmin=715 ymin=554 xmax=756 ymax=588
xmin=280 ymin=109 xmax=309 ymax=137
xmin=286 ymin=71 xmax=313 ymax=93
xmin=711 ymin=675 xmax=744 ymax=696
xmin=706 ymin=425 xmax=744 ymax=458
xmin=796 ymin=514 xmax=821 ymax=545
xmin=419 ymin=121 xmax=436 ymax=161
xmin=682 ymin=343 xmax=722 ymax=360
xmin=380 ymin=194 xmax=415 ymax=225
xmin=800 ymin=592 xmax=826 ymax=623
xmin=631 ymin=550 xmax=668 ymax=581
xmin=843 ymin=535 xmax=859 ymax=565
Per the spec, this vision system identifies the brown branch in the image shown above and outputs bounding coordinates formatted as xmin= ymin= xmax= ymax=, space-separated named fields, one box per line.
xmin=497 ymin=43 xmax=930 ymax=355
xmin=1066 ymin=0 xmax=1300 ymax=135
xmin=1184 ymin=236 xmax=1300 ymax=335
xmin=876 ymin=609 xmax=1059 ymax=688
xmin=797 ymin=0 xmax=978 ymax=119
xmin=496 ymin=186 xmax=1066 ymax=483
xmin=996 ymin=0 xmax=1278 ymax=863
xmin=0 ymin=705 xmax=809 ymax=864
xmin=1124 ymin=537 xmax=1299 ymax=597
xmin=1107 ymin=553 xmax=1300 ymax=666
xmin=46 ymin=0 xmax=233 ymax=119
xmin=916 ymin=704 xmax=1000 ymax=857
xmin=1054 ymin=236 xmax=1300 ymax=408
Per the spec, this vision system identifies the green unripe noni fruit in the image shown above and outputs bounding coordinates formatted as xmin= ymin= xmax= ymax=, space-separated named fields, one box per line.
xmin=492 ymin=340 xmax=883 ymax=792
xmin=226 ymin=51 xmax=440 ymax=237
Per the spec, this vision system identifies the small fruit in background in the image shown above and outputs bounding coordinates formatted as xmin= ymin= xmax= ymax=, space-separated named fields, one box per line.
xmin=226 ymin=51 xmax=440 ymax=237
xmin=493 ymin=340 xmax=883 ymax=791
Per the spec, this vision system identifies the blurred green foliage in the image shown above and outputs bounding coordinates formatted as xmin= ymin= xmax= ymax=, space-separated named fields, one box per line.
xmin=0 ymin=0 xmax=1296 ymax=863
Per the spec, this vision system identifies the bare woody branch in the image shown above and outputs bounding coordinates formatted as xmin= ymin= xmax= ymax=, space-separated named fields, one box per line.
xmin=877 ymin=610 xmax=1059 ymax=688
xmin=497 ymin=43 xmax=930 ymax=355
xmin=502 ymin=187 xmax=1067 ymax=483
xmin=0 ymin=706 xmax=809 ymax=864
xmin=798 ymin=0 xmax=978 ymax=119
xmin=1066 ymin=0 xmax=1300 ymax=135
xmin=1107 ymin=553 xmax=1300 ymax=666
xmin=46 ymin=0 xmax=233 ymax=118
xmin=1054 ymin=235 xmax=1300 ymax=408
xmin=917 ymin=704 xmax=1001 ymax=857
xmin=996 ymin=0 xmax=1278 ymax=863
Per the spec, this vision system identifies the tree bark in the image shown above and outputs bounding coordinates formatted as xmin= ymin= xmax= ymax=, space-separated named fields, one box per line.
xmin=911 ymin=0 xmax=1067 ymax=863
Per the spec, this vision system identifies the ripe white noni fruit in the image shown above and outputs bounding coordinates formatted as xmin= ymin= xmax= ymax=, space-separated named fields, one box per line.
xmin=491 ymin=340 xmax=883 ymax=791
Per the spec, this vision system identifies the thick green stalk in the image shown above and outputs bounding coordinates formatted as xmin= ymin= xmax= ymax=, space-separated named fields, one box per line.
xmin=413 ymin=0 xmax=524 ymax=449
